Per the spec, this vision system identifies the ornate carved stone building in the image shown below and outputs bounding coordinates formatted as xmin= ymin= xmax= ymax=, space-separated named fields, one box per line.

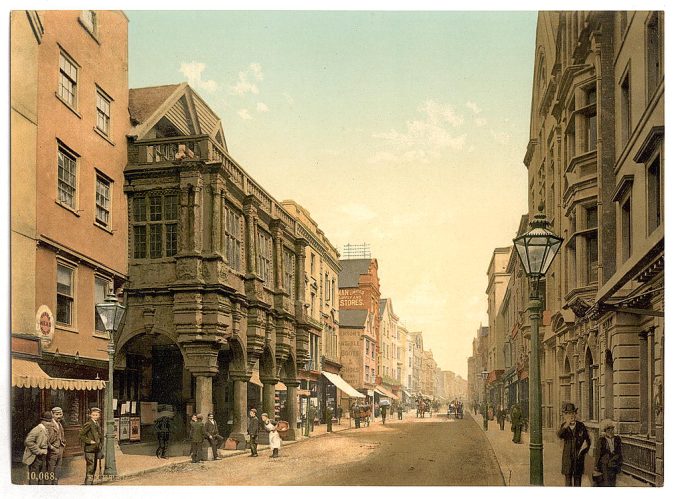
xmin=525 ymin=11 xmax=664 ymax=484
xmin=120 ymin=83 xmax=312 ymax=445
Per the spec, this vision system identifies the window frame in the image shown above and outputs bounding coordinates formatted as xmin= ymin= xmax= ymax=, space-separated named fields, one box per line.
xmin=224 ymin=203 xmax=243 ymax=272
xmin=131 ymin=192 xmax=179 ymax=260
xmin=620 ymin=67 xmax=632 ymax=147
xmin=95 ymin=172 xmax=112 ymax=229
xmin=621 ymin=193 xmax=633 ymax=263
xmin=647 ymin=153 xmax=662 ymax=235
xmin=95 ymin=87 xmax=112 ymax=137
xmin=56 ymin=262 xmax=76 ymax=327
xmin=57 ymin=142 xmax=79 ymax=210
xmin=58 ymin=50 xmax=79 ymax=109
xmin=94 ymin=275 xmax=112 ymax=336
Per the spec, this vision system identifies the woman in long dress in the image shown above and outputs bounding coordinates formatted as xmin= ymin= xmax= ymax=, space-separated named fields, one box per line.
xmin=261 ymin=413 xmax=281 ymax=458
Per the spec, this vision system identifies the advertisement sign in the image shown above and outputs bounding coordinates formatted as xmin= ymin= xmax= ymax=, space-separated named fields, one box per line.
xmin=119 ymin=416 xmax=130 ymax=441
xmin=35 ymin=305 xmax=55 ymax=347
xmin=129 ymin=417 xmax=141 ymax=441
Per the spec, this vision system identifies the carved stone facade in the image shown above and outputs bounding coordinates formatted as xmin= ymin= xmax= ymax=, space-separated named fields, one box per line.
xmin=120 ymin=83 xmax=311 ymax=445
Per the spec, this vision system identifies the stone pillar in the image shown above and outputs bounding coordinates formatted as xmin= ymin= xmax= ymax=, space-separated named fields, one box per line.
xmin=179 ymin=186 xmax=190 ymax=253
xmin=211 ymin=185 xmax=222 ymax=254
xmin=194 ymin=374 xmax=214 ymax=418
xmin=270 ymin=220 xmax=284 ymax=290
xmin=294 ymin=239 xmax=307 ymax=302
xmin=284 ymin=381 xmax=300 ymax=440
xmin=243 ymin=197 xmax=259 ymax=275
xmin=228 ymin=374 xmax=248 ymax=449
xmin=261 ymin=378 xmax=277 ymax=418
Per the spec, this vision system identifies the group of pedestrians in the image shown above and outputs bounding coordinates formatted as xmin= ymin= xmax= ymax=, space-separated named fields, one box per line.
xmin=447 ymin=399 xmax=464 ymax=419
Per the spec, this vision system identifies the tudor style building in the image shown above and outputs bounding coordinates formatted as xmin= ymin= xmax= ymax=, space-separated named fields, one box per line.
xmin=119 ymin=83 xmax=312 ymax=445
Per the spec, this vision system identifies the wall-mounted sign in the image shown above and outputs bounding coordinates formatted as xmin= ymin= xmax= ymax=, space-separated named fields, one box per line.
xmin=35 ymin=305 xmax=55 ymax=346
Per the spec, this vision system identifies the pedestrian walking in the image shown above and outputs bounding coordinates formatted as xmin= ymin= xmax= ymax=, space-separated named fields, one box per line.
xmin=510 ymin=404 xmax=522 ymax=443
xmin=397 ymin=404 xmax=403 ymax=420
xmin=154 ymin=412 xmax=173 ymax=459
xmin=23 ymin=411 xmax=52 ymax=484
xmin=326 ymin=405 xmax=333 ymax=432
xmin=79 ymin=407 xmax=103 ymax=485
xmin=189 ymin=414 xmax=205 ymax=463
xmin=592 ymin=419 xmax=622 ymax=487
xmin=557 ymin=402 xmax=591 ymax=486
xmin=204 ymin=413 xmax=223 ymax=460
xmin=45 ymin=406 xmax=66 ymax=484
xmin=308 ymin=403 xmax=317 ymax=432
xmin=247 ymin=408 xmax=260 ymax=457
xmin=380 ymin=404 xmax=388 ymax=425
xmin=351 ymin=402 xmax=360 ymax=428
xmin=497 ymin=406 xmax=506 ymax=431
xmin=261 ymin=413 xmax=281 ymax=458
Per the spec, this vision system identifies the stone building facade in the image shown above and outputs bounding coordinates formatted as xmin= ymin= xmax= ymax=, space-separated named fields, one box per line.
xmin=11 ymin=10 xmax=127 ymax=460
xmin=281 ymin=200 xmax=342 ymax=420
xmin=485 ymin=247 xmax=511 ymax=410
xmin=120 ymin=83 xmax=312 ymax=445
xmin=524 ymin=11 xmax=664 ymax=484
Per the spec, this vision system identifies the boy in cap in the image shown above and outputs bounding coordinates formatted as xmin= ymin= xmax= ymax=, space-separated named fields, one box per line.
xmin=46 ymin=407 xmax=66 ymax=484
xmin=23 ymin=411 xmax=52 ymax=484
xmin=79 ymin=407 xmax=102 ymax=485
xmin=557 ymin=402 xmax=591 ymax=486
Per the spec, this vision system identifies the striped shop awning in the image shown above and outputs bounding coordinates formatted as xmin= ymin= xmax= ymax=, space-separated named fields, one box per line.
xmin=12 ymin=358 xmax=106 ymax=391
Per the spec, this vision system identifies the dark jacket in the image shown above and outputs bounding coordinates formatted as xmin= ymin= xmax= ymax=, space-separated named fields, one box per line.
xmin=510 ymin=405 xmax=522 ymax=429
xmin=557 ymin=421 xmax=591 ymax=475
xmin=204 ymin=419 xmax=220 ymax=438
xmin=79 ymin=419 xmax=102 ymax=453
xmin=247 ymin=415 xmax=260 ymax=436
xmin=46 ymin=419 xmax=66 ymax=453
xmin=594 ymin=435 xmax=622 ymax=474
xmin=189 ymin=421 xmax=205 ymax=443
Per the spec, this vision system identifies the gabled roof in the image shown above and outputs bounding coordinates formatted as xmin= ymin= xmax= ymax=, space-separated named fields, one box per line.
xmin=128 ymin=82 xmax=227 ymax=151
xmin=338 ymin=258 xmax=371 ymax=288
xmin=339 ymin=310 xmax=368 ymax=328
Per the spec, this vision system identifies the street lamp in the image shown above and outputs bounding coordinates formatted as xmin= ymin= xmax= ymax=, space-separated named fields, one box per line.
xmin=95 ymin=292 xmax=126 ymax=477
xmin=512 ymin=205 xmax=563 ymax=486
xmin=479 ymin=370 xmax=489 ymax=431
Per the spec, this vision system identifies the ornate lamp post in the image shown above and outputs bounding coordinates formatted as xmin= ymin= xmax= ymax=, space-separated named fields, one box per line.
xmin=95 ymin=292 xmax=126 ymax=477
xmin=480 ymin=370 xmax=489 ymax=430
xmin=512 ymin=206 xmax=563 ymax=486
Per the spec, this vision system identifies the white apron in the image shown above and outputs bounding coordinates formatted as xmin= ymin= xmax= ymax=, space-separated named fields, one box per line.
xmin=265 ymin=421 xmax=281 ymax=449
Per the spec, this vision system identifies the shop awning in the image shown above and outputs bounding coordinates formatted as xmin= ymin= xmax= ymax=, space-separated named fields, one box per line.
xmin=321 ymin=371 xmax=364 ymax=398
xmin=402 ymin=388 xmax=412 ymax=398
xmin=12 ymin=358 xmax=106 ymax=391
xmin=374 ymin=384 xmax=398 ymax=399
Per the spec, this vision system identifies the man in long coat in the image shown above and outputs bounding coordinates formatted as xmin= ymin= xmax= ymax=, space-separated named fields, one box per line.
xmin=557 ymin=403 xmax=591 ymax=486
xmin=46 ymin=406 xmax=66 ymax=484
xmin=204 ymin=413 xmax=223 ymax=460
xmin=79 ymin=407 xmax=103 ymax=485
xmin=188 ymin=414 xmax=206 ymax=463
xmin=510 ymin=404 xmax=522 ymax=443
xmin=23 ymin=411 xmax=52 ymax=484
xmin=247 ymin=408 xmax=260 ymax=457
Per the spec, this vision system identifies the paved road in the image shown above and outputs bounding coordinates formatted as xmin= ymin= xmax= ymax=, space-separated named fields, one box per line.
xmin=116 ymin=414 xmax=504 ymax=486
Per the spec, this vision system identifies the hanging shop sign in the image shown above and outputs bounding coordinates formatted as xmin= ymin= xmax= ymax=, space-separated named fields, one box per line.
xmin=36 ymin=305 xmax=55 ymax=347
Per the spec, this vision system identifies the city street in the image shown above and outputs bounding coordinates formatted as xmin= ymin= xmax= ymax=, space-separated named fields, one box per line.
xmin=114 ymin=413 xmax=504 ymax=486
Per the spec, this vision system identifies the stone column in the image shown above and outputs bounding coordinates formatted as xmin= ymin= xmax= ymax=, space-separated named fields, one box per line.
xmin=228 ymin=374 xmax=249 ymax=449
xmin=284 ymin=381 xmax=300 ymax=440
xmin=179 ymin=186 xmax=190 ymax=253
xmin=194 ymin=374 xmax=214 ymax=417
xmin=211 ymin=185 xmax=222 ymax=254
xmin=243 ymin=197 xmax=259 ymax=275
xmin=270 ymin=220 xmax=284 ymax=290
xmin=261 ymin=377 xmax=277 ymax=417
xmin=294 ymin=239 xmax=307 ymax=302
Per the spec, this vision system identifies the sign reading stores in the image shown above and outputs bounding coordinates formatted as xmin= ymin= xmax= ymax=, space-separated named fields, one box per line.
xmin=36 ymin=305 xmax=55 ymax=346
xmin=339 ymin=288 xmax=364 ymax=307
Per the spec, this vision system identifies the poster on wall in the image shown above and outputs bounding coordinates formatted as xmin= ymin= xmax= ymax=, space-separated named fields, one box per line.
xmin=119 ymin=416 xmax=130 ymax=441
xmin=129 ymin=417 xmax=141 ymax=441
xmin=140 ymin=402 xmax=157 ymax=424
xmin=113 ymin=418 xmax=119 ymax=440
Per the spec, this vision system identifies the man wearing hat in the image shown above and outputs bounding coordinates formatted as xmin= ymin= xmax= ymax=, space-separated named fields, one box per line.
xmin=247 ymin=408 xmax=260 ymax=457
xmin=188 ymin=414 xmax=205 ymax=463
xmin=204 ymin=413 xmax=223 ymax=460
xmin=79 ymin=407 xmax=103 ymax=485
xmin=23 ymin=411 xmax=52 ymax=484
xmin=557 ymin=402 xmax=591 ymax=486
xmin=46 ymin=407 xmax=66 ymax=484
xmin=593 ymin=419 xmax=622 ymax=486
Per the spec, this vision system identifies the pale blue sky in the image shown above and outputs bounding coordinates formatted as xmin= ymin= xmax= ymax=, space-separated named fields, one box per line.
xmin=127 ymin=11 xmax=538 ymax=376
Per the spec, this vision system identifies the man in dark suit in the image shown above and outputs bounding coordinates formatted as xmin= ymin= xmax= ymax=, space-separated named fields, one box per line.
xmin=79 ymin=407 xmax=103 ymax=485
xmin=247 ymin=408 xmax=260 ymax=456
xmin=557 ymin=402 xmax=591 ymax=486
xmin=46 ymin=406 xmax=66 ymax=484
xmin=204 ymin=413 xmax=223 ymax=460
xmin=189 ymin=414 xmax=205 ymax=463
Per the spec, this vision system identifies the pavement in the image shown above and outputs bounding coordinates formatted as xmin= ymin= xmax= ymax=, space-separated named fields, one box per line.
xmin=469 ymin=411 xmax=650 ymax=487
xmin=11 ymin=417 xmax=356 ymax=486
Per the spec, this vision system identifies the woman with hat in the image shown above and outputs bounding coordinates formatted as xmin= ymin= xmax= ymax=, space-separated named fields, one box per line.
xmin=592 ymin=419 xmax=622 ymax=486
xmin=557 ymin=402 xmax=591 ymax=486
xmin=261 ymin=413 xmax=281 ymax=458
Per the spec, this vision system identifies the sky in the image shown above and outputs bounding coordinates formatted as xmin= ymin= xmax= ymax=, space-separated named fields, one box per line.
xmin=127 ymin=10 xmax=537 ymax=377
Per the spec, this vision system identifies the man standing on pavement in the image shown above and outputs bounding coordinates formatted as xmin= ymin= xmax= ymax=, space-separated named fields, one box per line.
xmin=510 ymin=404 xmax=522 ymax=443
xmin=189 ymin=414 xmax=205 ymax=463
xmin=23 ymin=411 xmax=51 ymax=484
xmin=351 ymin=402 xmax=361 ymax=429
xmin=325 ymin=405 xmax=333 ymax=432
xmin=496 ymin=406 xmax=506 ymax=431
xmin=204 ymin=413 xmax=223 ymax=460
xmin=46 ymin=406 xmax=66 ymax=484
xmin=380 ymin=404 xmax=388 ymax=424
xmin=79 ymin=407 xmax=103 ymax=485
xmin=247 ymin=408 xmax=260 ymax=457
xmin=557 ymin=402 xmax=591 ymax=486
xmin=397 ymin=404 xmax=403 ymax=420
xmin=308 ymin=403 xmax=317 ymax=432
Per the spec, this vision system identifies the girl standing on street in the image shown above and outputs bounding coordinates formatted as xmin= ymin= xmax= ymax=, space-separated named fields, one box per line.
xmin=261 ymin=413 xmax=281 ymax=458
